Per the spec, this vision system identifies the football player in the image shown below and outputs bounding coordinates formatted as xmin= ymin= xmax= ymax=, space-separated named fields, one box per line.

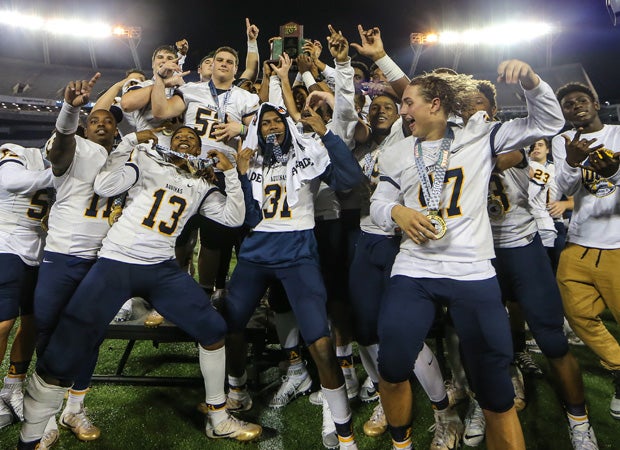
xmin=225 ymin=102 xmax=363 ymax=449
xmin=469 ymin=81 xmax=599 ymax=450
xmin=30 ymin=73 xmax=117 ymax=446
xmin=348 ymin=93 xmax=464 ymax=448
xmin=0 ymin=143 xmax=52 ymax=434
xmin=552 ymin=82 xmax=620 ymax=424
xmin=369 ymin=60 xmax=564 ymax=450
xmin=18 ymin=125 xmax=260 ymax=449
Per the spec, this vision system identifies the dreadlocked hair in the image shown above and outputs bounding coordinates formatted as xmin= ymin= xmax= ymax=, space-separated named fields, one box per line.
xmin=409 ymin=72 xmax=480 ymax=118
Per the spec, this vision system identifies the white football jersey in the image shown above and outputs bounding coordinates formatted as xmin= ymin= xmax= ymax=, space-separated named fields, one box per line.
xmin=253 ymin=163 xmax=318 ymax=233
xmin=121 ymin=79 xmax=182 ymax=148
xmin=552 ymin=124 xmax=620 ymax=249
xmin=44 ymin=135 xmax=111 ymax=259
xmin=528 ymin=159 xmax=557 ymax=244
xmin=371 ymin=79 xmax=564 ymax=280
xmin=179 ymin=82 xmax=260 ymax=162
xmin=357 ymin=118 xmax=406 ymax=235
xmin=489 ymin=165 xmax=538 ymax=248
xmin=0 ymin=145 xmax=52 ymax=265
xmin=96 ymin=140 xmax=244 ymax=264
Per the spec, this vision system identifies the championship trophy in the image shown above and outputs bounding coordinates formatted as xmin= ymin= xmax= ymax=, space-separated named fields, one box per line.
xmin=269 ymin=22 xmax=306 ymax=70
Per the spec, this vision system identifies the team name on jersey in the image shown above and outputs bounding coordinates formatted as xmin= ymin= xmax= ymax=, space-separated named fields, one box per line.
xmin=165 ymin=183 xmax=184 ymax=194
xmin=248 ymin=172 xmax=263 ymax=183
xmin=290 ymin=157 xmax=314 ymax=176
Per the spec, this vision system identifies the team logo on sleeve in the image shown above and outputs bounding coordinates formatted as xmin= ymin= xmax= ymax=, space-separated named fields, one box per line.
xmin=581 ymin=168 xmax=616 ymax=197
xmin=0 ymin=149 xmax=18 ymax=159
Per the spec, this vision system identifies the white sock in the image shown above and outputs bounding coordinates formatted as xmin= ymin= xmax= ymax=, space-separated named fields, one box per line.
xmin=2 ymin=376 xmax=23 ymax=390
xmin=567 ymin=412 xmax=589 ymax=429
xmin=413 ymin=343 xmax=447 ymax=404
xmin=63 ymin=388 xmax=87 ymax=414
xmin=336 ymin=344 xmax=353 ymax=359
xmin=199 ymin=346 xmax=226 ymax=406
xmin=43 ymin=415 xmax=58 ymax=433
xmin=287 ymin=361 xmax=308 ymax=378
xmin=358 ymin=344 xmax=380 ymax=384
xmin=20 ymin=372 xmax=67 ymax=443
xmin=274 ymin=311 xmax=300 ymax=349
xmin=227 ymin=371 xmax=247 ymax=390
xmin=321 ymin=384 xmax=352 ymax=426
xmin=444 ymin=325 xmax=468 ymax=390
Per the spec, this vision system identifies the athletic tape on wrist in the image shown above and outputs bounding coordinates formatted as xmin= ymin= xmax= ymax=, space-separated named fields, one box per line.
xmin=247 ymin=41 xmax=258 ymax=54
xmin=55 ymin=102 xmax=81 ymax=135
xmin=301 ymin=71 xmax=317 ymax=88
xmin=375 ymin=55 xmax=406 ymax=82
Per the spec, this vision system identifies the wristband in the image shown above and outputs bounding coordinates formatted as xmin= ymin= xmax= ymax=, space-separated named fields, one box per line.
xmin=55 ymin=102 xmax=81 ymax=135
xmin=301 ymin=71 xmax=317 ymax=88
xmin=247 ymin=41 xmax=258 ymax=54
xmin=374 ymin=54 xmax=406 ymax=82
xmin=240 ymin=124 xmax=246 ymax=137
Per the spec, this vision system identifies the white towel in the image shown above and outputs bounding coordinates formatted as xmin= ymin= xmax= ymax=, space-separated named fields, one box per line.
xmin=242 ymin=103 xmax=330 ymax=207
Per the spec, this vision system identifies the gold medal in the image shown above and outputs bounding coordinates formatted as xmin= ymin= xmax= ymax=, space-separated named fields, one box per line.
xmin=161 ymin=121 xmax=174 ymax=136
xmin=487 ymin=195 xmax=505 ymax=219
xmin=426 ymin=211 xmax=447 ymax=239
xmin=41 ymin=212 xmax=49 ymax=232
xmin=108 ymin=205 xmax=123 ymax=226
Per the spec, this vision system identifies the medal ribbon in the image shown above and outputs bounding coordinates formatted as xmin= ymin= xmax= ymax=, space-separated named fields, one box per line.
xmin=154 ymin=144 xmax=217 ymax=172
xmin=413 ymin=128 xmax=454 ymax=213
xmin=362 ymin=151 xmax=376 ymax=179
xmin=208 ymin=80 xmax=232 ymax=122
xmin=266 ymin=133 xmax=289 ymax=164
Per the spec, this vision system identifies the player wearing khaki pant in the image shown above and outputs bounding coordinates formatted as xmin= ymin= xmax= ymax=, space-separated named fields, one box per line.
xmin=557 ymin=243 xmax=620 ymax=372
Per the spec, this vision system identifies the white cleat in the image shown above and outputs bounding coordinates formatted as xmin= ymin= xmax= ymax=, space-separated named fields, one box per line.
xmin=268 ymin=372 xmax=312 ymax=408
xmin=358 ymin=376 xmax=379 ymax=403
xmin=429 ymin=408 xmax=464 ymax=450
xmin=463 ymin=398 xmax=485 ymax=447
xmin=205 ymin=412 xmax=262 ymax=442
xmin=568 ymin=422 xmax=598 ymax=450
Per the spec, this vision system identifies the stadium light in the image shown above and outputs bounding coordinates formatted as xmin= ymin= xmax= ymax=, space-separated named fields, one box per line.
xmin=0 ymin=10 xmax=114 ymax=38
xmin=409 ymin=20 xmax=555 ymax=72
xmin=434 ymin=21 xmax=554 ymax=46
xmin=0 ymin=9 xmax=143 ymax=69
xmin=409 ymin=33 xmax=438 ymax=77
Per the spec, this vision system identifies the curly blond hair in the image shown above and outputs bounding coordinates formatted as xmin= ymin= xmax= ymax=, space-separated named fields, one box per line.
xmin=409 ymin=72 xmax=480 ymax=118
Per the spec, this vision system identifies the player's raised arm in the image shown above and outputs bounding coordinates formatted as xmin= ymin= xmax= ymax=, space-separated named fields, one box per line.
xmin=47 ymin=73 xmax=100 ymax=176
xmin=351 ymin=25 xmax=409 ymax=98
xmin=150 ymin=59 xmax=186 ymax=120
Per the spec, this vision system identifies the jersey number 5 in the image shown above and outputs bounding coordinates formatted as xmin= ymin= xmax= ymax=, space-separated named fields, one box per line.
xmin=26 ymin=189 xmax=49 ymax=220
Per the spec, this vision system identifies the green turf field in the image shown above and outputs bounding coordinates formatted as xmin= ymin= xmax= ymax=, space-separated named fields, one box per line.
xmin=0 ymin=309 xmax=618 ymax=449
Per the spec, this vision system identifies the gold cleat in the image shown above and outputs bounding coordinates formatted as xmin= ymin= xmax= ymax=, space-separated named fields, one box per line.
xmin=205 ymin=413 xmax=262 ymax=441
xmin=144 ymin=310 xmax=165 ymax=327
xmin=39 ymin=428 xmax=59 ymax=449
xmin=59 ymin=408 xmax=101 ymax=441
xmin=363 ymin=402 xmax=387 ymax=437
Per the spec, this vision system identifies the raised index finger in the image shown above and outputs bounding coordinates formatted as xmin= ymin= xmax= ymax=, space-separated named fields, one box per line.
xmin=88 ymin=72 xmax=101 ymax=87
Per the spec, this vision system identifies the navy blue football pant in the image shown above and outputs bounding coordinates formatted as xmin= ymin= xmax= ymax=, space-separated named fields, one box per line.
xmin=0 ymin=253 xmax=37 ymax=321
xmin=349 ymin=232 xmax=400 ymax=346
xmin=37 ymin=258 xmax=227 ymax=385
xmin=34 ymin=251 xmax=97 ymax=390
xmin=226 ymin=259 xmax=330 ymax=346
xmin=493 ymin=234 xmax=569 ymax=359
xmin=378 ymin=275 xmax=515 ymax=412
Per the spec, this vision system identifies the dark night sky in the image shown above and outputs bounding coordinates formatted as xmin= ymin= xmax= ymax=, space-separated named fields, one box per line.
xmin=4 ymin=0 xmax=620 ymax=101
